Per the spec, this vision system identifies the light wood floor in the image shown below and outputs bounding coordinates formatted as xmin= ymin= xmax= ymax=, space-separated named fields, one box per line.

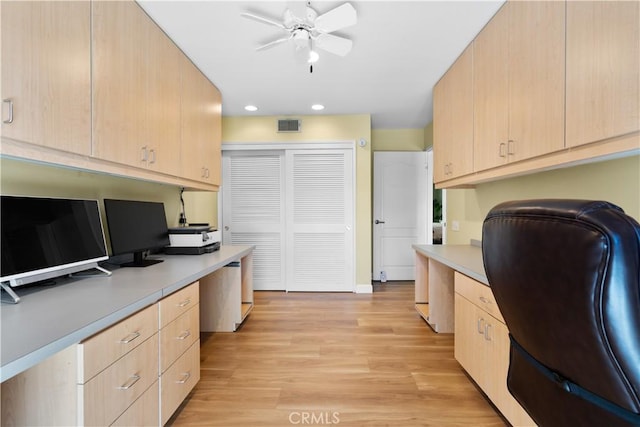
xmin=167 ymin=283 xmax=507 ymax=426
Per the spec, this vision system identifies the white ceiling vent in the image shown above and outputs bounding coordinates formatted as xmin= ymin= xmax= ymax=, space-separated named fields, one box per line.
xmin=278 ymin=119 xmax=301 ymax=133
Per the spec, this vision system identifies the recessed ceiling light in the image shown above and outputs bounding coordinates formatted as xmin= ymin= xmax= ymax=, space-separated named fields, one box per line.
xmin=311 ymin=104 xmax=325 ymax=111
xmin=244 ymin=105 xmax=258 ymax=112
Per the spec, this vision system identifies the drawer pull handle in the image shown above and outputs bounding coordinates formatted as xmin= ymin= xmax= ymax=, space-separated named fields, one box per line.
xmin=477 ymin=318 xmax=485 ymax=334
xmin=479 ymin=296 xmax=491 ymax=305
xmin=3 ymin=99 xmax=14 ymax=124
xmin=176 ymin=330 xmax=191 ymax=340
xmin=176 ymin=371 xmax=191 ymax=384
xmin=117 ymin=374 xmax=141 ymax=390
xmin=177 ymin=298 xmax=191 ymax=307
xmin=119 ymin=331 xmax=141 ymax=344
xmin=484 ymin=324 xmax=492 ymax=341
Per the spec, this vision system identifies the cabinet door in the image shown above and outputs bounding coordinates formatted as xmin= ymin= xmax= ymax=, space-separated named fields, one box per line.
xmin=473 ymin=4 xmax=509 ymax=172
xmin=454 ymin=294 xmax=485 ymax=387
xmin=1 ymin=1 xmax=91 ymax=155
xmin=146 ymin=20 xmax=182 ymax=176
xmin=566 ymin=1 xmax=640 ymax=147
xmin=433 ymin=45 xmax=474 ymax=183
xmin=92 ymin=0 xmax=148 ymax=167
xmin=181 ymin=57 xmax=222 ymax=185
xmin=508 ymin=1 xmax=565 ymax=161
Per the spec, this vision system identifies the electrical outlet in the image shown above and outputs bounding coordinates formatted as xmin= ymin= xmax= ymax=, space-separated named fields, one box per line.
xmin=451 ymin=220 xmax=460 ymax=231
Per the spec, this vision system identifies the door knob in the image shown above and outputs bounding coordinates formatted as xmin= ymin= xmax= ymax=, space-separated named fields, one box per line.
xmin=375 ymin=219 xmax=385 ymax=224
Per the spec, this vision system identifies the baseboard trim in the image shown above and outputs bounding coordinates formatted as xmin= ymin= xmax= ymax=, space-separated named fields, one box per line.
xmin=355 ymin=283 xmax=373 ymax=294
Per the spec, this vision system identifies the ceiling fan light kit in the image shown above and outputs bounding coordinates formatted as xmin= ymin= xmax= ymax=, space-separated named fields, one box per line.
xmin=241 ymin=2 xmax=357 ymax=70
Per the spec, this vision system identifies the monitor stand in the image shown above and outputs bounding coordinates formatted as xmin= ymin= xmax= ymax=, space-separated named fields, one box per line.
xmin=121 ymin=251 xmax=164 ymax=268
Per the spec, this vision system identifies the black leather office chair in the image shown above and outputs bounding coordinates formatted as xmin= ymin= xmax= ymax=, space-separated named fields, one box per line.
xmin=482 ymin=199 xmax=640 ymax=427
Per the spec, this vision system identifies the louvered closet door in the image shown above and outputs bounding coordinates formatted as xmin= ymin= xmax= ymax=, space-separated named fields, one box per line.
xmin=222 ymin=152 xmax=286 ymax=290
xmin=285 ymin=149 xmax=354 ymax=292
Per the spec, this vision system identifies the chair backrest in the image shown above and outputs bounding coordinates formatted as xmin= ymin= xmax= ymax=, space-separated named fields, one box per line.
xmin=482 ymin=199 xmax=640 ymax=427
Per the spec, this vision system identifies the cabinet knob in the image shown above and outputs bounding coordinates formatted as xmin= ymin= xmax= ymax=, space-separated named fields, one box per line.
xmin=499 ymin=142 xmax=506 ymax=158
xmin=507 ymin=140 xmax=515 ymax=156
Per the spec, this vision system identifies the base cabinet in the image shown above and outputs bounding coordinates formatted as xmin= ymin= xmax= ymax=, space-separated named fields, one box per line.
xmin=454 ymin=272 xmax=536 ymax=426
xmin=0 ymin=282 xmax=202 ymax=426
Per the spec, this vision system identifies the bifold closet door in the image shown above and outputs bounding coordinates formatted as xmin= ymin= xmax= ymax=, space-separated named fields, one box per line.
xmin=222 ymin=152 xmax=286 ymax=290
xmin=285 ymin=149 xmax=354 ymax=292
xmin=222 ymin=148 xmax=354 ymax=292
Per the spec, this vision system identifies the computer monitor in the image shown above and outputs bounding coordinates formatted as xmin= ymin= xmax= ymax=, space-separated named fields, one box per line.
xmin=103 ymin=199 xmax=170 ymax=267
xmin=1 ymin=195 xmax=109 ymax=287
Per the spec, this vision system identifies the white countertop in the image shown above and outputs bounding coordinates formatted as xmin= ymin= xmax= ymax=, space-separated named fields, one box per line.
xmin=0 ymin=245 xmax=253 ymax=382
xmin=412 ymin=244 xmax=488 ymax=285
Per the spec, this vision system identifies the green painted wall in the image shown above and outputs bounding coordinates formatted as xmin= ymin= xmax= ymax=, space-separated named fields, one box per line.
xmin=446 ymin=155 xmax=640 ymax=244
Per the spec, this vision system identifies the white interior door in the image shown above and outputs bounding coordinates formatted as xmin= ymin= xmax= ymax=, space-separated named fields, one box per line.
xmin=222 ymin=151 xmax=286 ymax=290
xmin=286 ymin=149 xmax=354 ymax=292
xmin=373 ymin=151 xmax=426 ymax=281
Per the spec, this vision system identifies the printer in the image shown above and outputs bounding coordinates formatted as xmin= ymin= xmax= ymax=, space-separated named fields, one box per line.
xmin=165 ymin=225 xmax=221 ymax=255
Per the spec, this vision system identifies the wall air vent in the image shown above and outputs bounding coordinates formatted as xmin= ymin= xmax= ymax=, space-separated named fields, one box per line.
xmin=278 ymin=119 xmax=301 ymax=133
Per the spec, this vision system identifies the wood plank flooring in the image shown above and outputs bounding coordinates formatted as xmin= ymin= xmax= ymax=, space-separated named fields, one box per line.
xmin=167 ymin=283 xmax=507 ymax=426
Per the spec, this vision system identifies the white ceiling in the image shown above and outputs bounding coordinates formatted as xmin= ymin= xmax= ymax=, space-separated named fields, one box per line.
xmin=138 ymin=0 xmax=505 ymax=129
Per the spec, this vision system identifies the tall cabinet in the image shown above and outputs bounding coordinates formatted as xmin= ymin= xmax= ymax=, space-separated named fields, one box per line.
xmin=1 ymin=1 xmax=91 ymax=155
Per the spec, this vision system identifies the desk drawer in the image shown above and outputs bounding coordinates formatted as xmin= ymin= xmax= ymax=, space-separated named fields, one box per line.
xmin=111 ymin=380 xmax=159 ymax=427
xmin=160 ymin=304 xmax=199 ymax=373
xmin=454 ymin=272 xmax=505 ymax=324
xmin=78 ymin=304 xmax=158 ymax=383
xmin=160 ymin=282 xmax=199 ymax=328
xmin=161 ymin=339 xmax=200 ymax=425
xmin=80 ymin=333 xmax=159 ymax=426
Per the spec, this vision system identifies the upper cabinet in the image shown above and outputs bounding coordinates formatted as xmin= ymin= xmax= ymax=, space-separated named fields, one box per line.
xmin=473 ymin=5 xmax=509 ymax=172
xmin=507 ymin=1 xmax=565 ymax=161
xmin=92 ymin=0 xmax=181 ymax=177
xmin=433 ymin=46 xmax=474 ymax=183
xmin=145 ymin=14 xmax=182 ymax=177
xmin=436 ymin=0 xmax=638 ymax=188
xmin=473 ymin=2 xmax=565 ymax=172
xmin=91 ymin=1 xmax=148 ymax=168
xmin=181 ymin=57 xmax=222 ymax=186
xmin=1 ymin=0 xmax=221 ymax=191
xmin=1 ymin=1 xmax=91 ymax=155
xmin=565 ymin=1 xmax=640 ymax=148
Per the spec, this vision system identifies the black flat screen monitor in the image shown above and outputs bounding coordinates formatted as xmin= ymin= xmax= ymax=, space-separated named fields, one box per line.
xmin=103 ymin=199 xmax=170 ymax=267
xmin=1 ymin=195 xmax=108 ymax=287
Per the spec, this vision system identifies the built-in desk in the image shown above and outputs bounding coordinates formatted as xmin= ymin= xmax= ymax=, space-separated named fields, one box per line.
xmin=1 ymin=244 xmax=253 ymax=382
xmin=412 ymin=244 xmax=486 ymax=333
xmin=1 ymin=245 xmax=254 ymax=426
xmin=413 ymin=244 xmax=536 ymax=426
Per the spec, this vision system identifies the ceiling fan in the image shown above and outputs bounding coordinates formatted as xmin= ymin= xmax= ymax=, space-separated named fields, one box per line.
xmin=241 ymin=2 xmax=357 ymax=63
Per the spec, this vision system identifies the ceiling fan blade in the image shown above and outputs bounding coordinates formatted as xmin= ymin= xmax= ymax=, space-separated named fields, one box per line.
xmin=241 ymin=12 xmax=286 ymax=30
xmin=314 ymin=3 xmax=357 ymax=33
xmin=315 ymin=33 xmax=353 ymax=57
xmin=256 ymin=35 xmax=292 ymax=51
